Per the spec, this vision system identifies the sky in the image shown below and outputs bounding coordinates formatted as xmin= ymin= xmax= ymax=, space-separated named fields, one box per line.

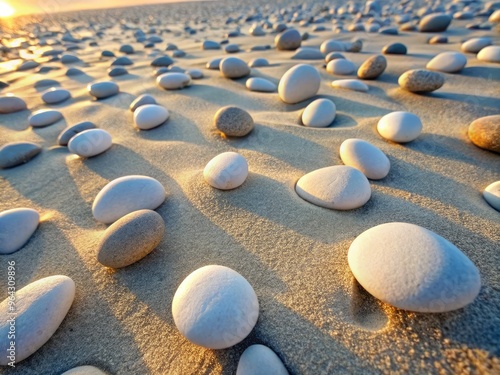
xmin=4 ymin=0 xmax=195 ymax=17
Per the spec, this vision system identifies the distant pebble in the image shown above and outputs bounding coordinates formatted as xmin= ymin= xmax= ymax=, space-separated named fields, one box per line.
xmin=320 ymin=39 xmax=345 ymax=54
xmin=134 ymin=104 xmax=169 ymax=130
xmin=327 ymin=59 xmax=356 ymax=75
xmin=203 ymin=40 xmax=220 ymax=50
xmin=377 ymin=111 xmax=423 ymax=143
xmin=112 ymin=56 xmax=133 ymax=66
xmin=220 ymin=57 xmax=250 ymax=79
xmin=331 ymin=79 xmax=368 ymax=92
xmin=419 ymin=13 xmax=452 ymax=32
xmin=225 ymin=44 xmax=240 ymax=53
xmin=248 ymin=58 xmax=269 ymax=68
xmin=66 ymin=68 xmax=84 ymax=76
xmin=477 ymin=46 xmax=500 ymax=63
xmin=68 ymin=129 xmax=112 ymax=158
xmin=61 ymin=366 xmax=107 ymax=375
xmin=101 ymin=50 xmax=115 ymax=57
xmin=42 ymin=87 xmax=71 ymax=104
xmin=428 ymin=35 xmax=448 ymax=44
xmin=426 ymin=52 xmax=467 ymax=73
xmin=246 ymin=77 xmax=276 ymax=92
xmin=61 ymin=54 xmax=81 ymax=64
xmin=88 ymin=81 xmax=119 ymax=99
xmin=398 ymin=69 xmax=444 ymax=93
xmin=151 ymin=55 xmax=174 ymax=67
xmin=0 ymin=142 xmax=42 ymax=169
xmin=204 ymin=152 xmax=249 ymax=190
xmin=206 ymin=57 xmax=223 ymax=70
xmin=357 ymin=55 xmax=386 ymax=79
xmin=275 ymin=29 xmax=302 ymax=50
xmin=291 ymin=47 xmax=324 ymax=60
xmin=57 ymin=121 xmax=97 ymax=146
xmin=468 ymin=115 xmax=500 ymax=153
xmin=214 ymin=106 xmax=254 ymax=136
xmin=130 ymin=94 xmax=156 ymax=112
xmin=237 ymin=345 xmax=289 ymax=375
xmin=119 ymin=44 xmax=134 ymax=54
xmin=17 ymin=61 xmax=39 ymax=71
xmin=187 ymin=68 xmax=203 ymax=79
xmin=108 ymin=67 xmax=128 ymax=76
xmin=340 ymin=138 xmax=390 ymax=179
xmin=278 ymin=64 xmax=321 ymax=104
xmin=173 ymin=50 xmax=186 ymax=58
xmin=483 ymin=181 xmax=500 ymax=211
xmin=382 ymin=43 xmax=407 ymax=55
xmin=0 ymin=208 xmax=40 ymax=254
xmin=29 ymin=109 xmax=63 ymax=127
xmin=301 ymin=98 xmax=336 ymax=127
xmin=156 ymin=72 xmax=191 ymax=90
xmin=0 ymin=95 xmax=27 ymax=113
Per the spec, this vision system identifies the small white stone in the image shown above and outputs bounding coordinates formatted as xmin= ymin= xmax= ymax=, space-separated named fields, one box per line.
xmin=477 ymin=46 xmax=500 ymax=63
xmin=301 ymin=98 xmax=336 ymax=127
xmin=296 ymin=165 xmax=371 ymax=210
xmin=29 ymin=109 xmax=63 ymax=127
xmin=461 ymin=37 xmax=492 ymax=53
xmin=88 ymin=81 xmax=119 ymax=99
xmin=426 ymin=52 xmax=467 ymax=73
xmin=68 ymin=129 xmax=112 ymax=157
xmin=0 ymin=208 xmax=39 ymax=254
xmin=331 ymin=79 xmax=368 ymax=92
xmin=237 ymin=345 xmax=289 ymax=375
xmin=157 ymin=73 xmax=191 ymax=90
xmin=204 ymin=152 xmax=249 ymax=190
xmin=92 ymin=175 xmax=166 ymax=224
xmin=0 ymin=275 xmax=75 ymax=365
xmin=246 ymin=77 xmax=277 ymax=92
xmin=348 ymin=222 xmax=481 ymax=312
xmin=172 ymin=265 xmax=259 ymax=349
xmin=339 ymin=138 xmax=390 ymax=179
xmin=326 ymin=59 xmax=356 ymax=75
xmin=320 ymin=39 xmax=346 ymax=54
xmin=377 ymin=111 xmax=423 ymax=143
xmin=483 ymin=181 xmax=500 ymax=211
xmin=42 ymin=88 xmax=71 ymax=104
xmin=133 ymin=104 xmax=169 ymax=130
xmin=278 ymin=64 xmax=321 ymax=104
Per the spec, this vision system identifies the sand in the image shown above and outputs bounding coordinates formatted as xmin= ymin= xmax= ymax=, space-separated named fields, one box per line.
xmin=1 ymin=0 xmax=500 ymax=373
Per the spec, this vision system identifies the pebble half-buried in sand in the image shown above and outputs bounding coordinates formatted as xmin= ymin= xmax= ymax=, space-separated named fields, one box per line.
xmin=0 ymin=208 xmax=39 ymax=254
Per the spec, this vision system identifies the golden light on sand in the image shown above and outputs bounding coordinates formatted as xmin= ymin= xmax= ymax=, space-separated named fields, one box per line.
xmin=0 ymin=1 xmax=15 ymax=17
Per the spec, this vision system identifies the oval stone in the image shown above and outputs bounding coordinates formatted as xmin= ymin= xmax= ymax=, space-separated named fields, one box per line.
xmin=156 ymin=73 xmax=191 ymax=90
xmin=42 ymin=88 xmax=71 ymax=104
xmin=320 ymin=39 xmax=345 ymax=54
xmin=483 ymin=181 xmax=500 ymax=211
xmin=278 ymin=64 xmax=321 ymax=104
xmin=129 ymin=94 xmax=157 ymax=112
xmin=398 ymin=69 xmax=444 ymax=93
xmin=108 ymin=67 xmax=128 ymax=77
xmin=237 ymin=345 xmax=289 ymax=375
xmin=0 ymin=95 xmax=27 ymax=114
xmin=461 ymin=37 xmax=492 ymax=53
xmin=151 ymin=55 xmax=174 ymax=67
xmin=57 ymin=121 xmax=97 ymax=146
xmin=426 ymin=52 xmax=467 ymax=73
xmin=220 ymin=57 xmax=250 ymax=79
xmin=134 ymin=104 xmax=169 ymax=130
xmin=382 ymin=42 xmax=407 ymax=55
xmin=206 ymin=58 xmax=223 ymax=70
xmin=0 ymin=142 xmax=41 ymax=169
xmin=477 ymin=46 xmax=500 ymax=63
xmin=214 ymin=106 xmax=254 ymax=137
xmin=275 ymin=29 xmax=301 ymax=50
xmin=327 ymin=59 xmax=356 ymax=75
xmin=97 ymin=209 xmax=165 ymax=268
xmin=248 ymin=58 xmax=269 ymax=68
xmin=61 ymin=54 xmax=81 ymax=64
xmin=340 ymin=138 xmax=390 ymax=180
xmin=295 ymin=165 xmax=371 ymax=210
xmin=111 ymin=56 xmax=133 ymax=66
xmin=419 ymin=13 xmax=452 ymax=32
xmin=172 ymin=265 xmax=259 ymax=349
xmin=377 ymin=111 xmax=423 ymax=143
xmin=88 ymin=81 xmax=119 ymax=99
xmin=291 ymin=47 xmax=324 ymax=60
xmin=187 ymin=69 xmax=203 ymax=79
xmin=348 ymin=222 xmax=481 ymax=312
xmin=204 ymin=152 xmax=249 ymax=190
xmin=246 ymin=77 xmax=276 ymax=92
xmin=302 ymin=98 xmax=336 ymax=127
xmin=29 ymin=109 xmax=63 ymax=127
xmin=331 ymin=79 xmax=369 ymax=92
xmin=357 ymin=55 xmax=387 ymax=80
xmin=0 ymin=208 xmax=39 ymax=254
xmin=92 ymin=175 xmax=166 ymax=224
xmin=468 ymin=115 xmax=500 ymax=153
xmin=0 ymin=275 xmax=75 ymax=364
xmin=68 ymin=129 xmax=112 ymax=157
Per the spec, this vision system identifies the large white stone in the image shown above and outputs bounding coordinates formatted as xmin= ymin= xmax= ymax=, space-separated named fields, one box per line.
xmin=29 ymin=109 xmax=63 ymax=127
xmin=320 ymin=39 xmax=346 ymax=54
xmin=237 ymin=345 xmax=289 ymax=375
xmin=0 ymin=275 xmax=75 ymax=365
xmin=348 ymin=222 xmax=481 ymax=312
xmin=204 ymin=152 xmax=249 ymax=190
xmin=68 ymin=129 xmax=112 ymax=158
xmin=477 ymin=46 xmax=500 ymax=63
xmin=295 ymin=166 xmax=371 ymax=210
xmin=461 ymin=37 xmax=492 ymax=53
xmin=377 ymin=111 xmax=422 ymax=143
xmin=426 ymin=52 xmax=467 ymax=73
xmin=92 ymin=175 xmax=166 ymax=224
xmin=133 ymin=104 xmax=169 ymax=130
xmin=278 ymin=64 xmax=321 ymax=104
xmin=172 ymin=265 xmax=259 ymax=349
xmin=301 ymin=98 xmax=336 ymax=127
xmin=340 ymin=139 xmax=390 ymax=180
xmin=483 ymin=181 xmax=500 ymax=211
xmin=0 ymin=208 xmax=39 ymax=254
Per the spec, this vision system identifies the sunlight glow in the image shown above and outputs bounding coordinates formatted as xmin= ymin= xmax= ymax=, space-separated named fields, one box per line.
xmin=0 ymin=1 xmax=15 ymax=18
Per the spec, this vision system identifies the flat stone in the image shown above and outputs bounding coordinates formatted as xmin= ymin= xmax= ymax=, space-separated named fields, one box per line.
xmin=0 ymin=275 xmax=75 ymax=364
xmin=275 ymin=29 xmax=302 ymax=50
xmin=88 ymin=81 xmax=119 ymax=99
xmin=214 ymin=106 xmax=254 ymax=136
xmin=348 ymin=222 xmax=481 ymax=312
xmin=248 ymin=58 xmax=269 ymax=68
xmin=325 ymin=52 xmax=346 ymax=63
xmin=296 ymin=165 xmax=371 ymax=210
xmin=68 ymin=129 xmax=112 ymax=157
xmin=0 ymin=95 xmax=27 ymax=113
xmin=101 ymin=50 xmax=115 ymax=57
xmin=382 ymin=43 xmax=407 ymax=55
xmin=29 ymin=109 xmax=63 ymax=127
xmin=0 ymin=142 xmax=42 ymax=169
xmin=377 ymin=111 xmax=423 ymax=143
xmin=204 ymin=152 xmax=249 ymax=190
xmin=156 ymin=73 xmax=191 ymax=90
xmin=340 ymin=138 xmax=390 ymax=179
xmin=291 ymin=47 xmax=324 ymax=60
xmin=187 ymin=69 xmax=203 ymax=79
xmin=151 ymin=55 xmax=174 ymax=67
xmin=111 ymin=56 xmax=133 ymax=66
xmin=57 ymin=121 xmax=97 ymax=146
xmin=17 ymin=61 xmax=40 ymax=71
xmin=42 ymin=88 xmax=71 ymax=104
xmin=237 ymin=345 xmax=289 ymax=375
xmin=320 ymin=39 xmax=345 ymax=54
xmin=278 ymin=64 xmax=321 ymax=104
xmin=108 ymin=67 xmax=128 ymax=76
xmin=301 ymin=98 xmax=336 ymax=127
xmin=130 ymin=94 xmax=157 ymax=112
xmin=477 ymin=46 xmax=500 ymax=63
xmin=398 ymin=69 xmax=444 ymax=93
xmin=92 ymin=175 xmax=166 ymax=224
xmin=119 ymin=44 xmax=134 ymax=54
xmin=428 ymin=35 xmax=448 ymax=44
xmin=206 ymin=58 xmax=223 ymax=70
xmin=426 ymin=52 xmax=467 ymax=73
xmin=173 ymin=50 xmax=186 ymax=58
xmin=246 ymin=77 xmax=276 ymax=92
xmin=220 ymin=57 xmax=250 ymax=79
xmin=327 ymin=59 xmax=356 ymax=75
xmin=0 ymin=208 xmax=39 ymax=254
xmin=134 ymin=104 xmax=169 ymax=130
xmin=419 ymin=13 xmax=452 ymax=32
xmin=483 ymin=181 xmax=500 ymax=211
xmin=61 ymin=54 xmax=81 ymax=64
xmin=225 ymin=44 xmax=240 ymax=53
xmin=357 ymin=55 xmax=386 ymax=80
xmin=66 ymin=68 xmax=84 ymax=76
xmin=461 ymin=37 xmax=492 ymax=53
xmin=468 ymin=115 xmax=500 ymax=153
xmin=97 ymin=209 xmax=165 ymax=268
xmin=202 ymin=40 xmax=220 ymax=50
xmin=331 ymin=79 xmax=369 ymax=92
xmin=172 ymin=265 xmax=259 ymax=349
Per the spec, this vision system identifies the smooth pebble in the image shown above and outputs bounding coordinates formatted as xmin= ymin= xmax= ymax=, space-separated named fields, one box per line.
xmin=42 ymin=88 xmax=71 ymax=104
xmin=29 ymin=109 xmax=63 ymax=127
xmin=331 ymin=79 xmax=369 ymax=92
xmin=88 ymin=81 xmax=119 ymax=99
xmin=398 ymin=69 xmax=444 ymax=93
xmin=377 ymin=111 xmax=423 ymax=143
xmin=0 ymin=208 xmax=39 ymax=254
xmin=301 ymin=98 xmax=336 ymax=127
xmin=57 ymin=121 xmax=97 ymax=146
xmin=340 ymin=138 xmax=390 ymax=179
xmin=237 ymin=345 xmax=289 ymax=375
xmin=483 ymin=181 xmax=500 ymax=211
xmin=278 ymin=64 xmax=321 ymax=104
xmin=204 ymin=152 xmax=249 ymax=190
xmin=468 ymin=115 xmax=500 ymax=153
xmin=157 ymin=73 xmax=191 ymax=90
xmin=327 ymin=59 xmax=356 ymax=75
xmin=68 ymin=129 xmax=112 ymax=158
xmin=0 ymin=95 xmax=27 ymax=113
xmin=133 ymin=104 xmax=169 ymax=130
xmin=245 ymin=77 xmax=276 ymax=92
xmin=214 ymin=106 xmax=254 ymax=137
xmin=426 ymin=52 xmax=467 ymax=73
xmin=129 ymin=94 xmax=156 ymax=112
xmin=220 ymin=57 xmax=250 ymax=79
xmin=0 ymin=142 xmax=41 ymax=169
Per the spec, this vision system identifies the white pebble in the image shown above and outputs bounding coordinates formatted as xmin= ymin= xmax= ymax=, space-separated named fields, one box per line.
xmin=246 ymin=77 xmax=276 ymax=92
xmin=0 ymin=208 xmax=39 ymax=254
xmin=426 ymin=52 xmax=467 ymax=73
xmin=301 ymin=98 xmax=336 ymax=127
xmin=237 ymin=345 xmax=289 ymax=375
xmin=133 ymin=104 xmax=169 ymax=130
xmin=339 ymin=138 xmax=390 ymax=179
xmin=377 ymin=111 xmax=422 ymax=143
xmin=204 ymin=152 xmax=249 ymax=190
xmin=278 ymin=64 xmax=321 ymax=104
xmin=331 ymin=79 xmax=368 ymax=92
xmin=483 ymin=181 xmax=500 ymax=211
xmin=29 ymin=109 xmax=63 ymax=127
xmin=68 ymin=129 xmax=112 ymax=158
xmin=156 ymin=73 xmax=191 ymax=90
xmin=327 ymin=59 xmax=356 ymax=75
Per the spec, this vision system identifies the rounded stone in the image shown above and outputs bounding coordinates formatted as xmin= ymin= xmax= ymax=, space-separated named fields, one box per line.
xmin=151 ymin=55 xmax=174 ymax=67
xmin=295 ymin=165 xmax=371 ymax=210
xmin=419 ymin=13 xmax=452 ymax=32
xmin=129 ymin=94 xmax=157 ymax=112
xmin=42 ymin=88 xmax=71 ymax=104
xmin=348 ymin=222 xmax=481 ymax=312
xmin=291 ymin=47 xmax=324 ymax=60
xmin=325 ymin=52 xmax=345 ymax=63
xmin=237 ymin=345 xmax=289 ymax=375
xmin=187 ymin=69 xmax=203 ymax=79
xmin=214 ymin=106 xmax=254 ymax=137
xmin=483 ymin=181 xmax=500 ymax=211
xmin=61 ymin=54 xmax=81 ymax=64
xmin=57 ymin=121 xmax=97 ymax=146
xmin=17 ymin=61 xmax=39 ymax=71
xmin=0 ymin=275 xmax=75 ymax=364
xmin=0 ymin=208 xmax=40 ymax=254
xmin=108 ymin=67 xmax=128 ymax=77
xmin=97 ymin=209 xmax=165 ymax=268
xmin=156 ymin=73 xmax=191 ymax=90
xmin=206 ymin=58 xmax=223 ymax=70
xmin=461 ymin=37 xmax=492 ymax=53
xmin=327 ymin=59 xmax=356 ymax=75
xmin=66 ymin=68 xmax=84 ymax=76
xmin=377 ymin=111 xmax=423 ymax=143
xmin=301 ymin=98 xmax=336 ymax=128
xmin=398 ymin=69 xmax=444 ymax=93
xmin=0 ymin=142 xmax=42 ymax=169
xmin=320 ymin=39 xmax=345 ymax=54
xmin=88 ymin=81 xmax=119 ymax=99
xmin=225 ymin=44 xmax=240 ymax=53
xmin=111 ymin=56 xmax=133 ymax=66
xmin=29 ymin=109 xmax=63 ymax=127
xmin=202 ymin=40 xmax=220 ymax=50
xmin=119 ymin=44 xmax=134 ymax=54
xmin=357 ymin=55 xmax=387 ymax=80
xmin=331 ymin=79 xmax=369 ymax=92
xmin=172 ymin=265 xmax=259 ymax=349
xmin=220 ymin=57 xmax=250 ymax=79
xmin=382 ymin=43 xmax=407 ymax=55
xmin=248 ymin=58 xmax=269 ymax=68
xmin=428 ymin=35 xmax=448 ymax=44
xmin=204 ymin=152 xmax=248 ymax=190
xmin=0 ymin=95 xmax=27 ymax=114
xmin=426 ymin=52 xmax=467 ymax=73
xmin=339 ymin=138 xmax=390 ymax=180
xmin=275 ymin=29 xmax=302 ymax=51
xmin=62 ymin=366 xmax=107 ymax=375
xmin=68 ymin=129 xmax=112 ymax=158
xmin=278 ymin=64 xmax=321 ymax=104
xmin=134 ymin=104 xmax=170 ymax=130
xmin=92 ymin=175 xmax=166 ymax=224
xmin=477 ymin=46 xmax=500 ymax=63
xmin=468 ymin=115 xmax=500 ymax=153
xmin=245 ymin=77 xmax=276 ymax=92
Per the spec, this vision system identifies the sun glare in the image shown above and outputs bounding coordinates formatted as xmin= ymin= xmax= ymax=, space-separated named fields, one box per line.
xmin=0 ymin=1 xmax=14 ymax=18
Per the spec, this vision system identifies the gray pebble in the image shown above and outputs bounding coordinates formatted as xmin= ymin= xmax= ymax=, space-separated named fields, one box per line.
xmin=214 ymin=106 xmax=254 ymax=136
xmin=57 ymin=121 xmax=97 ymax=146
xmin=0 ymin=142 xmax=41 ymax=169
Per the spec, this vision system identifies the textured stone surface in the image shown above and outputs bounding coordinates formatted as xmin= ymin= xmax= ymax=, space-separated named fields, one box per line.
xmin=0 ymin=208 xmax=40 ymax=254
xmin=398 ymin=69 xmax=444 ymax=93
xmin=214 ymin=106 xmax=254 ymax=136
xmin=468 ymin=115 xmax=500 ymax=153
xmin=357 ymin=55 xmax=387 ymax=80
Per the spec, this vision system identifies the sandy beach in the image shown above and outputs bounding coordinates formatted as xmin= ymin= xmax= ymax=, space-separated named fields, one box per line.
xmin=0 ymin=0 xmax=499 ymax=373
